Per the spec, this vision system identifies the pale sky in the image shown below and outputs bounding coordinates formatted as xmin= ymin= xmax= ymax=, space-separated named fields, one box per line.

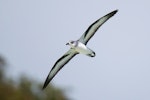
xmin=0 ymin=0 xmax=150 ymax=100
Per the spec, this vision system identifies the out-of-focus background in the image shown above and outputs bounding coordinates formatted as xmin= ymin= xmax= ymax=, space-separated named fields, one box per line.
xmin=1 ymin=0 xmax=150 ymax=100
xmin=0 ymin=56 xmax=68 ymax=100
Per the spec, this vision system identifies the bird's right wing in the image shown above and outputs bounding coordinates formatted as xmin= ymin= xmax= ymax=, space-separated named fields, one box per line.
xmin=79 ymin=10 xmax=118 ymax=45
xmin=43 ymin=49 xmax=77 ymax=89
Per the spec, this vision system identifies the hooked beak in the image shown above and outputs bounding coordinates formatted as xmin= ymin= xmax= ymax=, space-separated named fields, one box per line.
xmin=66 ymin=43 xmax=69 ymax=45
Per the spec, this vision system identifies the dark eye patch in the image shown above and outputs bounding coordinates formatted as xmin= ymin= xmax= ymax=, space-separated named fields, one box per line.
xmin=71 ymin=41 xmax=74 ymax=44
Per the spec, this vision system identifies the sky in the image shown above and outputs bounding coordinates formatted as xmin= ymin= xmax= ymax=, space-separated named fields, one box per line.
xmin=0 ymin=0 xmax=150 ymax=100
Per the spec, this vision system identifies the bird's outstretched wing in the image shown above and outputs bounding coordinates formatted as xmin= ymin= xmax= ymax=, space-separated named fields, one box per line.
xmin=43 ymin=49 xmax=77 ymax=89
xmin=79 ymin=10 xmax=118 ymax=45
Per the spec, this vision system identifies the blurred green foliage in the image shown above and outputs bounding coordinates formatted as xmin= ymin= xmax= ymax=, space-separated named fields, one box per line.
xmin=0 ymin=56 xmax=68 ymax=100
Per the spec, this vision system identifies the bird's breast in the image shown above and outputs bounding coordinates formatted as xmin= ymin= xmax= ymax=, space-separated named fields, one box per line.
xmin=75 ymin=42 xmax=91 ymax=54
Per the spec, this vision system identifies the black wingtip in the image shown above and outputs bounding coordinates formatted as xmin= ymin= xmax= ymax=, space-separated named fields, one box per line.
xmin=42 ymin=75 xmax=51 ymax=90
xmin=109 ymin=9 xmax=118 ymax=16
xmin=113 ymin=9 xmax=118 ymax=14
xmin=42 ymin=81 xmax=48 ymax=90
xmin=102 ymin=9 xmax=118 ymax=20
xmin=42 ymin=83 xmax=47 ymax=90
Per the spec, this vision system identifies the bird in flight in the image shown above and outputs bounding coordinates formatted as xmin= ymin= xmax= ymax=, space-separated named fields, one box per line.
xmin=43 ymin=10 xmax=118 ymax=89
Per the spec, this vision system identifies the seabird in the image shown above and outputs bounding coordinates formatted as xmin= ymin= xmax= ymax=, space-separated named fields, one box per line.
xmin=43 ymin=10 xmax=118 ymax=89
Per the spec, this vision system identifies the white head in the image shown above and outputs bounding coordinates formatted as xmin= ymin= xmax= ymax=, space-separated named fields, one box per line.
xmin=66 ymin=40 xmax=77 ymax=48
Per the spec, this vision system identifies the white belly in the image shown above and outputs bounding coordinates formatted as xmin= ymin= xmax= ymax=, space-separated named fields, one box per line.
xmin=75 ymin=42 xmax=93 ymax=55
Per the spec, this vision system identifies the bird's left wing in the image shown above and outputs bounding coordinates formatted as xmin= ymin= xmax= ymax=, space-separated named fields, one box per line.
xmin=79 ymin=10 xmax=118 ymax=45
xmin=43 ymin=49 xmax=77 ymax=89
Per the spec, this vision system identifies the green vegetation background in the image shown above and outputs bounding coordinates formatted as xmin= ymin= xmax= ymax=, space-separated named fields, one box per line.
xmin=0 ymin=56 xmax=68 ymax=100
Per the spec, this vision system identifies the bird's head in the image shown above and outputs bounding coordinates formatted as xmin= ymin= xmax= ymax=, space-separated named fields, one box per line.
xmin=66 ymin=40 xmax=76 ymax=48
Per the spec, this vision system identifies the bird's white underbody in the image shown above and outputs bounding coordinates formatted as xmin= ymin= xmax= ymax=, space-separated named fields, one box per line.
xmin=67 ymin=41 xmax=95 ymax=57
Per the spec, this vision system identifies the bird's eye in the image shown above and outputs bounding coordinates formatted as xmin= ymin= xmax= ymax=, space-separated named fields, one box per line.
xmin=70 ymin=41 xmax=74 ymax=44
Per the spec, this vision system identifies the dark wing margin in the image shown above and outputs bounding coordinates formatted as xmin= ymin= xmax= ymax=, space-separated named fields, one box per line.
xmin=79 ymin=10 xmax=118 ymax=45
xmin=42 ymin=49 xmax=77 ymax=89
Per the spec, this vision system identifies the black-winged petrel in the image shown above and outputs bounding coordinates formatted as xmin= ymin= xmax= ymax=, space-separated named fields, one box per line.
xmin=43 ymin=10 xmax=118 ymax=89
